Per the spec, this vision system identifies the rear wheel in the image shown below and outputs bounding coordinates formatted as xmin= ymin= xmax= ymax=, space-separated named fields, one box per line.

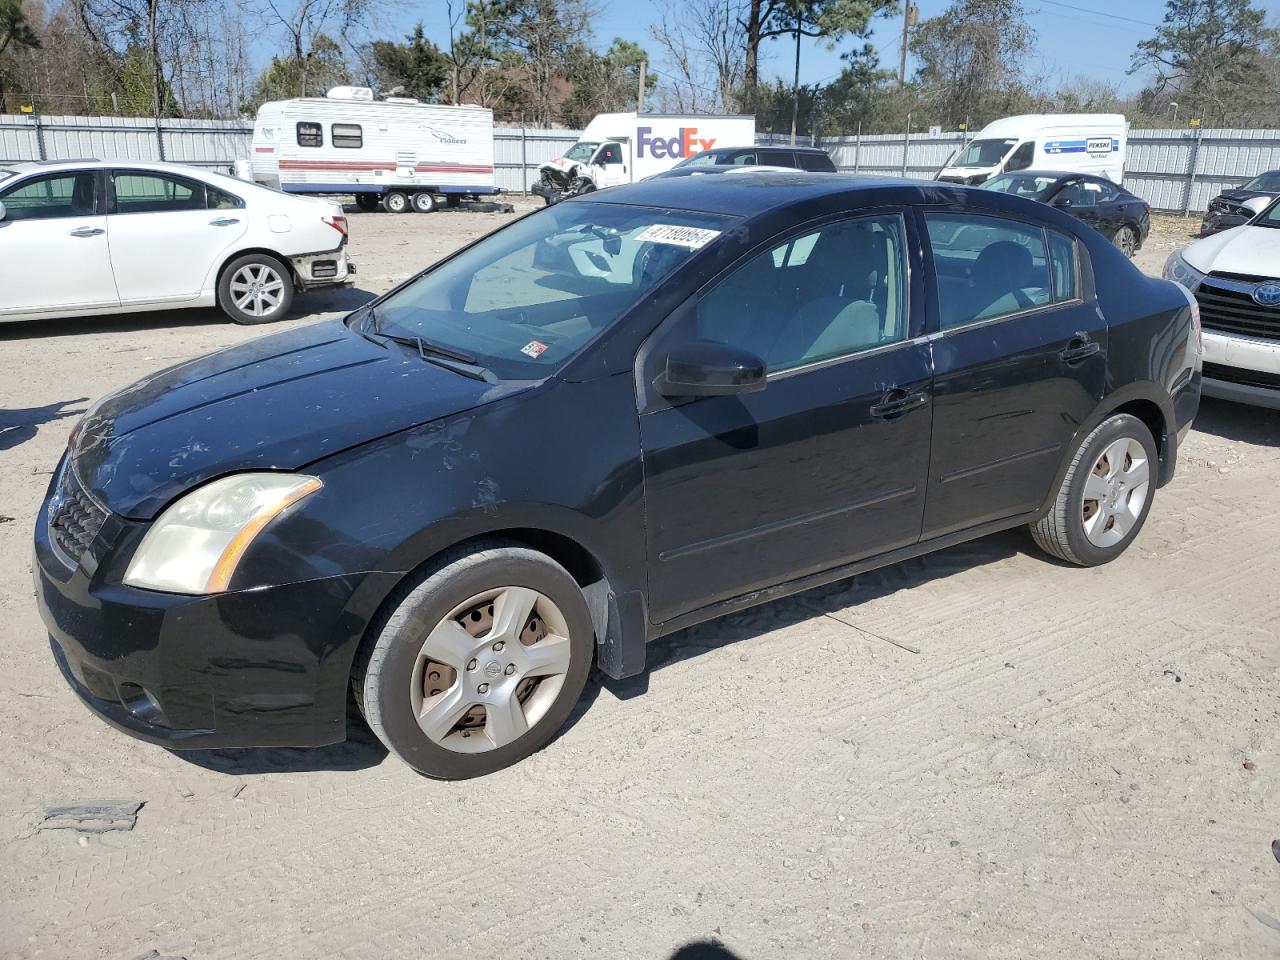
xmin=355 ymin=193 xmax=380 ymax=211
xmin=411 ymin=191 xmax=437 ymax=213
xmin=1113 ymin=225 xmax=1138 ymax=258
xmin=383 ymin=190 xmax=410 ymax=214
xmin=1030 ymin=413 xmax=1157 ymax=565
xmin=353 ymin=541 xmax=594 ymax=779
xmin=216 ymin=253 xmax=293 ymax=325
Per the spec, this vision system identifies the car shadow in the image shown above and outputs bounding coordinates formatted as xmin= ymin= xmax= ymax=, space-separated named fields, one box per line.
xmin=602 ymin=528 xmax=1028 ymax=700
xmin=0 ymin=397 xmax=90 ymax=451
xmin=1192 ymin=396 xmax=1280 ymax=445
xmin=669 ymin=943 xmax=744 ymax=960
xmin=0 ymin=286 xmax=378 ymax=341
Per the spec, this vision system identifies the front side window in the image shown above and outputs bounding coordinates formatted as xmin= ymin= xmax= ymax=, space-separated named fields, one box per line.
xmin=926 ymin=213 xmax=1052 ymax=329
xmin=0 ymin=172 xmax=96 ymax=221
xmin=112 ymin=173 xmax=204 ymax=213
xmin=955 ymin=138 xmax=1018 ymax=168
xmin=371 ymin=203 xmax=732 ymax=379
xmin=332 ymin=123 xmax=363 ymax=149
xmin=697 ymin=214 xmax=909 ymax=374
xmin=1006 ymin=141 xmax=1035 ymax=171
xmin=297 ymin=122 xmax=323 ymax=147
xmin=596 ymin=143 xmax=622 ymax=165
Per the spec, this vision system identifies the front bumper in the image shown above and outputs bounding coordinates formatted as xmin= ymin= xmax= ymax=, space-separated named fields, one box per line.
xmin=1200 ymin=211 xmax=1248 ymax=235
xmin=1201 ymin=329 xmax=1280 ymax=408
xmin=34 ymin=482 xmax=390 ymax=750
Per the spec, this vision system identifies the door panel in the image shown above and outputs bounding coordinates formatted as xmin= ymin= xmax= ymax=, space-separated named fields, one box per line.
xmin=106 ymin=171 xmax=247 ymax=303
xmin=0 ymin=171 xmax=118 ymax=315
xmin=920 ymin=213 xmax=1105 ymax=539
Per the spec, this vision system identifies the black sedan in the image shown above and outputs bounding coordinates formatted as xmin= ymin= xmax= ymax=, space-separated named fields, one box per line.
xmin=1201 ymin=170 xmax=1280 ymax=235
xmin=981 ymin=170 xmax=1151 ymax=257
xmin=669 ymin=145 xmax=837 ymax=172
xmin=34 ymin=173 xmax=1201 ymax=779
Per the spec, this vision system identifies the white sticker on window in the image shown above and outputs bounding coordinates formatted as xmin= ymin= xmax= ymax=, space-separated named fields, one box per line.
xmin=634 ymin=224 xmax=722 ymax=249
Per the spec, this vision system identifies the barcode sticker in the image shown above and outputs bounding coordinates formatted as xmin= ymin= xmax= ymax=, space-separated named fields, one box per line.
xmin=634 ymin=224 xmax=722 ymax=249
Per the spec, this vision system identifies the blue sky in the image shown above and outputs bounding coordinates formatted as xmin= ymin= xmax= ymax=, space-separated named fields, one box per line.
xmin=393 ymin=0 xmax=1199 ymax=96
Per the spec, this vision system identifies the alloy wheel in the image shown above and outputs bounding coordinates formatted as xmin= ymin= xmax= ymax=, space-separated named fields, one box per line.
xmin=229 ymin=263 xmax=285 ymax=318
xmin=1081 ymin=436 xmax=1150 ymax=547
xmin=411 ymin=586 xmax=573 ymax=753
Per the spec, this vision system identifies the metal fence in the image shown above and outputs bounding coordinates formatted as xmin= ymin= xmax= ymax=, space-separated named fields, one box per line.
xmin=5 ymin=112 xmax=1280 ymax=213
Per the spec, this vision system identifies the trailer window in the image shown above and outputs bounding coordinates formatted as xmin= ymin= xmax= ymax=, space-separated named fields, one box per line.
xmin=297 ymin=122 xmax=323 ymax=148
xmin=333 ymin=124 xmax=362 ymax=149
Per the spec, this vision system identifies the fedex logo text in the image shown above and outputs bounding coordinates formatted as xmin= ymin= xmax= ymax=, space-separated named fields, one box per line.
xmin=637 ymin=126 xmax=717 ymax=160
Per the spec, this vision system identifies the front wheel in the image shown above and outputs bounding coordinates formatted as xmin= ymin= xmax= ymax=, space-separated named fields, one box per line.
xmin=353 ymin=542 xmax=595 ymax=779
xmin=1030 ymin=413 xmax=1157 ymax=565
xmin=355 ymin=193 xmax=380 ymax=211
xmin=217 ymin=253 xmax=294 ymax=325
xmin=1112 ymin=225 xmax=1137 ymax=258
xmin=383 ymin=190 xmax=410 ymax=214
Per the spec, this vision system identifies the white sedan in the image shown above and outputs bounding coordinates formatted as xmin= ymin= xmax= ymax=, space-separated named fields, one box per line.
xmin=1165 ymin=195 xmax=1280 ymax=409
xmin=0 ymin=160 xmax=352 ymax=325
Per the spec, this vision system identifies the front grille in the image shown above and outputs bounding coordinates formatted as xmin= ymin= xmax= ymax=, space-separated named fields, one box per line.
xmin=1203 ymin=361 xmax=1280 ymax=391
xmin=1196 ymin=276 xmax=1280 ymax=342
xmin=49 ymin=466 xmax=108 ymax=565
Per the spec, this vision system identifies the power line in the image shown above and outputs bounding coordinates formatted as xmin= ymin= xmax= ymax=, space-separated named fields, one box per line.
xmin=1035 ymin=0 xmax=1160 ymax=28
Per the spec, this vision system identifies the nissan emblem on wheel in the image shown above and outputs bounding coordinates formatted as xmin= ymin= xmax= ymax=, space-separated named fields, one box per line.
xmin=34 ymin=172 xmax=1201 ymax=779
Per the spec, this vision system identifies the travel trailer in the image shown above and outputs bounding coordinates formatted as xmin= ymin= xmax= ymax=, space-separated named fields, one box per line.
xmin=250 ymin=87 xmax=499 ymax=212
xmin=533 ymin=112 xmax=755 ymax=203
xmin=937 ymin=114 xmax=1128 ymax=186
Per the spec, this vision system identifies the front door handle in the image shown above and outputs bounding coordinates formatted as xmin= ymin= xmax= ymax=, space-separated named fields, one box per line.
xmin=1060 ymin=333 xmax=1101 ymax=364
xmin=209 ymin=217 xmax=241 ymax=226
xmin=870 ymin=388 xmax=929 ymax=419
xmin=68 ymin=226 xmax=105 ymax=237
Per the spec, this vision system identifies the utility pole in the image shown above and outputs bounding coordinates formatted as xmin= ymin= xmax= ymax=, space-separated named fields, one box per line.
xmin=790 ymin=2 xmax=802 ymax=145
xmin=898 ymin=2 xmax=918 ymax=87
xmin=638 ymin=60 xmax=647 ymax=113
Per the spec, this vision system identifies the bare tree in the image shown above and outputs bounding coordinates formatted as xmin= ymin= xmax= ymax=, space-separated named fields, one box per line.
xmin=650 ymin=0 xmax=747 ymax=112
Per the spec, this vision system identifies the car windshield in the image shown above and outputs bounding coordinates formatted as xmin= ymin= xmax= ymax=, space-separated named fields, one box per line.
xmin=564 ymin=141 xmax=600 ymax=163
xmin=1243 ymin=172 xmax=1280 ymax=192
xmin=954 ymin=138 xmax=1018 ymax=167
xmin=981 ymin=173 xmax=1059 ymax=199
xmin=1251 ymin=198 xmax=1280 ymax=227
xmin=673 ymin=152 xmax=720 ymax=169
xmin=367 ymin=202 xmax=734 ymax=378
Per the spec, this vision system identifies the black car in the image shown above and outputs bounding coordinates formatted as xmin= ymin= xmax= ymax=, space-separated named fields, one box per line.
xmin=669 ymin=145 xmax=837 ymax=172
xmin=981 ymin=170 xmax=1151 ymax=258
xmin=1201 ymin=170 xmax=1280 ymax=235
xmin=34 ymin=173 xmax=1201 ymax=779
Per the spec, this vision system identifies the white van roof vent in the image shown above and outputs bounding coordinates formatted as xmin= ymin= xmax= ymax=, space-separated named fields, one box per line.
xmin=326 ymin=86 xmax=375 ymax=101
xmin=383 ymin=97 xmax=420 ymax=104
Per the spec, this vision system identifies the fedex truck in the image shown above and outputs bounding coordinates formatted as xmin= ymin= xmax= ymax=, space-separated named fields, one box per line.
xmin=533 ymin=112 xmax=755 ymax=204
xmin=937 ymin=114 xmax=1127 ymax=186
xmin=250 ymin=86 xmax=499 ymax=213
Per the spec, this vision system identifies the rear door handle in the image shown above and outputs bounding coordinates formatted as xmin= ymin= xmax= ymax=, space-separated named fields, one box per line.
xmin=1060 ymin=333 xmax=1101 ymax=364
xmin=68 ymin=226 xmax=104 ymax=237
xmin=870 ymin=388 xmax=929 ymax=419
xmin=209 ymin=217 xmax=241 ymax=226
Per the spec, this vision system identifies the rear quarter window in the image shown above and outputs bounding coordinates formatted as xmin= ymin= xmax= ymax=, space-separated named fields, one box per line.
xmin=797 ymin=152 xmax=836 ymax=172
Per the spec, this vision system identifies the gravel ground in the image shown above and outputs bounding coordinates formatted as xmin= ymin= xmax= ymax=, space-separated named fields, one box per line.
xmin=2 ymin=200 xmax=1279 ymax=960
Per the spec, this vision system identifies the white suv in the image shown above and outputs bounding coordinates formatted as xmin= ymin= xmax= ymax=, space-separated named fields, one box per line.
xmin=0 ymin=160 xmax=352 ymax=325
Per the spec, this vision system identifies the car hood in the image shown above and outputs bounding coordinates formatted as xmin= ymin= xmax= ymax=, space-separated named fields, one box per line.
xmin=1182 ymin=224 xmax=1280 ymax=277
xmin=71 ymin=320 xmax=527 ymax=519
xmin=1217 ymin=189 xmax=1277 ymax=204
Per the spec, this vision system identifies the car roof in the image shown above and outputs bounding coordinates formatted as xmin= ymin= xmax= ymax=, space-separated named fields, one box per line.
xmin=1 ymin=159 xmax=222 ymax=177
xmin=702 ymin=145 xmax=829 ymax=156
xmin=582 ymin=170 xmax=948 ymax=217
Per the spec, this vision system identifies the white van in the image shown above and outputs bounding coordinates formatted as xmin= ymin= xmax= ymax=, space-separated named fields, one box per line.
xmin=251 ymin=86 xmax=499 ymax=213
xmin=533 ymin=112 xmax=755 ymax=203
xmin=937 ymin=114 xmax=1127 ymax=186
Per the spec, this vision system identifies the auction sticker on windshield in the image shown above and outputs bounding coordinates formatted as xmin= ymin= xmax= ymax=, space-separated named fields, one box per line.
xmin=520 ymin=340 xmax=549 ymax=359
xmin=635 ymin=224 xmax=722 ymax=249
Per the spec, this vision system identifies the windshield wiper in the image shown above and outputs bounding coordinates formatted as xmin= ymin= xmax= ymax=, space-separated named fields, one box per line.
xmin=378 ymin=331 xmax=491 ymax=382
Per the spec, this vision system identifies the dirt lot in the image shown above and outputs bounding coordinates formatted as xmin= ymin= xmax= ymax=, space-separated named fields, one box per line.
xmin=2 ymin=204 xmax=1278 ymax=960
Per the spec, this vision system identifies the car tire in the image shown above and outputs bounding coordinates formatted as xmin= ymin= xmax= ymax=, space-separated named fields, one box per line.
xmin=352 ymin=540 xmax=595 ymax=779
xmin=446 ymin=194 xmax=461 ymax=209
xmin=411 ymin=191 xmax=436 ymax=213
xmin=383 ymin=190 xmax=410 ymax=214
xmin=1030 ymin=413 xmax=1158 ymax=566
xmin=355 ymin=193 xmax=380 ymax=211
xmin=1112 ymin=225 xmax=1138 ymax=258
xmin=216 ymin=253 xmax=294 ymax=325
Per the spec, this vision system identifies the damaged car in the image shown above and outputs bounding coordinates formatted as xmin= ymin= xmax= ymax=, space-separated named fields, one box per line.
xmin=36 ymin=172 xmax=1201 ymax=779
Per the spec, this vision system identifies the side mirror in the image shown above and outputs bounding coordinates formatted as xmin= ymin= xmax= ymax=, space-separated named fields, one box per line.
xmin=655 ymin=341 xmax=766 ymax=398
xmin=1052 ymin=195 xmax=1072 ymax=208
xmin=1243 ymin=195 xmax=1272 ymax=217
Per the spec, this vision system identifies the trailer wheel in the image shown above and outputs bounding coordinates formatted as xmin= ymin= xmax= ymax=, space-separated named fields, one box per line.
xmin=446 ymin=195 xmax=461 ymax=209
xmin=383 ymin=190 xmax=410 ymax=214
xmin=411 ymin=192 xmax=437 ymax=213
xmin=355 ymin=194 xmax=380 ymax=212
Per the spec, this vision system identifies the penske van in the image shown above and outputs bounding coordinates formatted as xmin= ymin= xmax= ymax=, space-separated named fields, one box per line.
xmin=937 ymin=114 xmax=1127 ymax=186
xmin=533 ymin=112 xmax=755 ymax=203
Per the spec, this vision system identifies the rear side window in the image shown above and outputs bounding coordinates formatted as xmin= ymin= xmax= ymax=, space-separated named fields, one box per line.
xmin=0 ymin=172 xmax=96 ymax=220
xmin=297 ymin=122 xmax=323 ymax=147
xmin=332 ymin=123 xmax=362 ymax=149
xmin=1048 ymin=231 xmax=1079 ymax=303
xmin=925 ymin=213 xmax=1052 ymax=329
xmin=797 ymin=152 xmax=835 ymax=172
xmin=206 ymin=185 xmax=244 ymax=209
xmin=112 ymin=173 xmax=206 ymax=214
xmin=757 ymin=149 xmax=796 ymax=168
xmin=729 ymin=151 xmax=756 ymax=165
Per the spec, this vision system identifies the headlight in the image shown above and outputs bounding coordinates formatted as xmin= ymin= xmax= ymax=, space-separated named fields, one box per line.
xmin=124 ymin=473 xmax=322 ymax=594
xmin=1163 ymin=250 xmax=1206 ymax=291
